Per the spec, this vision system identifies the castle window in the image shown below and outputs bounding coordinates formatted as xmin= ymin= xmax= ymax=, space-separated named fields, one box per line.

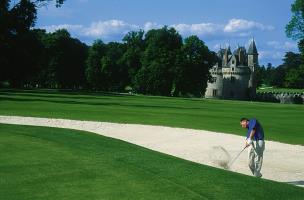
xmin=232 ymin=60 xmax=235 ymax=64
xmin=209 ymin=77 xmax=216 ymax=83
xmin=232 ymin=68 xmax=235 ymax=71
xmin=213 ymin=89 xmax=217 ymax=97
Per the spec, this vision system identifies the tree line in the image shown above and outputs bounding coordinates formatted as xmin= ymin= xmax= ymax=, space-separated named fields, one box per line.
xmin=256 ymin=50 xmax=304 ymax=89
xmin=1 ymin=25 xmax=218 ymax=96
xmin=0 ymin=1 xmax=217 ymax=97
xmin=1 ymin=0 xmax=303 ymax=98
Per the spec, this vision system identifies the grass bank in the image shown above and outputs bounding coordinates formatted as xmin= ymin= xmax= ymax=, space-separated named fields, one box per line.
xmin=1 ymin=124 xmax=303 ymax=200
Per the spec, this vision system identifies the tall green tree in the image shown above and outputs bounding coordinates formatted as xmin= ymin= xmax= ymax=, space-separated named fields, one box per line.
xmin=100 ymin=42 xmax=127 ymax=91
xmin=121 ymin=30 xmax=145 ymax=88
xmin=85 ymin=40 xmax=106 ymax=90
xmin=283 ymin=51 xmax=302 ymax=70
xmin=0 ymin=0 xmax=38 ymax=87
xmin=134 ymin=27 xmax=182 ymax=96
xmin=285 ymin=65 xmax=304 ymax=88
xmin=284 ymin=0 xmax=304 ymax=89
xmin=271 ymin=65 xmax=286 ymax=87
xmin=0 ymin=0 xmax=66 ymax=87
xmin=38 ymin=29 xmax=87 ymax=88
xmin=0 ymin=1 xmax=10 ymax=82
xmin=282 ymin=51 xmax=304 ymax=88
xmin=255 ymin=65 xmax=266 ymax=87
xmin=174 ymin=36 xmax=217 ymax=97
xmin=286 ymin=0 xmax=304 ymax=40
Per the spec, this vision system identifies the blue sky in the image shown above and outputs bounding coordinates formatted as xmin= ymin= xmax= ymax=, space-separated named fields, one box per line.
xmin=35 ymin=0 xmax=298 ymax=66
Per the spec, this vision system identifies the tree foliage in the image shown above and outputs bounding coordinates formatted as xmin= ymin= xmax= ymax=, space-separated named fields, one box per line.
xmin=121 ymin=31 xmax=145 ymax=85
xmin=134 ymin=27 xmax=182 ymax=96
xmin=283 ymin=0 xmax=304 ymax=88
xmin=0 ymin=0 xmax=223 ymax=97
xmin=174 ymin=36 xmax=217 ymax=97
xmin=257 ymin=51 xmax=304 ymax=89
xmin=285 ymin=65 xmax=304 ymax=88
xmin=85 ymin=40 xmax=106 ymax=90
xmin=286 ymin=0 xmax=304 ymax=39
xmin=100 ymin=42 xmax=127 ymax=91
xmin=0 ymin=0 xmax=66 ymax=87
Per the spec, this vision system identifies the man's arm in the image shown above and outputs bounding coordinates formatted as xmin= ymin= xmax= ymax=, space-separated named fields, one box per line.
xmin=245 ymin=128 xmax=256 ymax=147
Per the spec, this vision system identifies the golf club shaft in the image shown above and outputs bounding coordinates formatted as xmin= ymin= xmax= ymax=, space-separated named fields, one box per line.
xmin=228 ymin=147 xmax=246 ymax=168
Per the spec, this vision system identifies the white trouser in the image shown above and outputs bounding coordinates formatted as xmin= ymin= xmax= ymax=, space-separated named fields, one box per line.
xmin=248 ymin=140 xmax=265 ymax=177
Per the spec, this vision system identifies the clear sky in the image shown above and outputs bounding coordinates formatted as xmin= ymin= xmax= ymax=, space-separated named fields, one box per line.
xmin=35 ymin=0 xmax=297 ymax=66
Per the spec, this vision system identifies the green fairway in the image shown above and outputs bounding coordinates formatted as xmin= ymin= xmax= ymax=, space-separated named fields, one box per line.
xmin=0 ymin=124 xmax=303 ymax=200
xmin=0 ymin=89 xmax=303 ymax=145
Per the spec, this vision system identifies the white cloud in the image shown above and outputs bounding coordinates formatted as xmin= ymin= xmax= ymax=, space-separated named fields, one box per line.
xmin=170 ymin=18 xmax=273 ymax=38
xmin=213 ymin=43 xmax=230 ymax=50
xmin=83 ymin=20 xmax=139 ymax=37
xmin=39 ymin=19 xmax=288 ymax=66
xmin=144 ymin=22 xmax=162 ymax=31
xmin=259 ymin=50 xmax=284 ymax=60
xmin=224 ymin=18 xmax=274 ymax=33
xmin=171 ymin=23 xmax=222 ymax=36
xmin=41 ymin=20 xmax=140 ymax=41
xmin=39 ymin=18 xmax=275 ymax=43
xmin=42 ymin=24 xmax=84 ymax=33
xmin=213 ymin=44 xmax=221 ymax=49
xmin=267 ymin=41 xmax=297 ymax=50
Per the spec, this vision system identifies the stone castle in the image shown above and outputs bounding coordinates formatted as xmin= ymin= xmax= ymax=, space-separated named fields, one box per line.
xmin=205 ymin=39 xmax=258 ymax=100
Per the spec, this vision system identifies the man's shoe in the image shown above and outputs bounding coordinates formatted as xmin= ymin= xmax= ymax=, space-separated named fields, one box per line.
xmin=254 ymin=172 xmax=262 ymax=178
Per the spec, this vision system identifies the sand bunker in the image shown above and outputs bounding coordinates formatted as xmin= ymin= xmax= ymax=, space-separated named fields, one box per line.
xmin=0 ymin=115 xmax=303 ymax=187
xmin=210 ymin=146 xmax=231 ymax=169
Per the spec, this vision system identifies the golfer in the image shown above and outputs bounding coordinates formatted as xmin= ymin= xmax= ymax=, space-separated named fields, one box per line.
xmin=240 ymin=117 xmax=265 ymax=178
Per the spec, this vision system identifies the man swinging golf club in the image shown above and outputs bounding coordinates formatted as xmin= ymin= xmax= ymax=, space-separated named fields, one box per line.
xmin=240 ymin=117 xmax=265 ymax=178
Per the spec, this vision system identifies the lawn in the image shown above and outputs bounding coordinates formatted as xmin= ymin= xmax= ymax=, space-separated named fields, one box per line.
xmin=1 ymin=124 xmax=303 ymax=200
xmin=0 ymin=89 xmax=303 ymax=145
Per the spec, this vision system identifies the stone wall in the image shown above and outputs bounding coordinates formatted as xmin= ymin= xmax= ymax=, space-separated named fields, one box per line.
xmin=255 ymin=92 xmax=304 ymax=104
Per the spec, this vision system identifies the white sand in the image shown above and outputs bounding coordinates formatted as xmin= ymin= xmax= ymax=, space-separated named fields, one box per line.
xmin=1 ymin=115 xmax=303 ymax=187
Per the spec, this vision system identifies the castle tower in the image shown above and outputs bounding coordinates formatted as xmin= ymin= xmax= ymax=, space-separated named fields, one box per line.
xmin=223 ymin=46 xmax=231 ymax=66
xmin=205 ymin=39 xmax=259 ymax=100
xmin=248 ymin=39 xmax=258 ymax=66
xmin=247 ymin=39 xmax=258 ymax=99
xmin=238 ymin=47 xmax=246 ymax=65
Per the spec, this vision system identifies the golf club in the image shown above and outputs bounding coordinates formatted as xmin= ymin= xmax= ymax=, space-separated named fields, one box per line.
xmin=228 ymin=146 xmax=247 ymax=169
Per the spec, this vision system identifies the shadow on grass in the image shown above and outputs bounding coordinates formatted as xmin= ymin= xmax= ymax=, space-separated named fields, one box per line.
xmin=0 ymin=88 xmax=210 ymax=103
xmin=285 ymin=181 xmax=304 ymax=187
xmin=0 ymin=96 xmax=210 ymax=111
xmin=0 ymin=89 xmax=137 ymax=100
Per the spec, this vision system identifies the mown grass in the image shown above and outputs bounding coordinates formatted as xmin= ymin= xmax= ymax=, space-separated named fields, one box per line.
xmin=0 ymin=89 xmax=303 ymax=145
xmin=0 ymin=124 xmax=303 ymax=200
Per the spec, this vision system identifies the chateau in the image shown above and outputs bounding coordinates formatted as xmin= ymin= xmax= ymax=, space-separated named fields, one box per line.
xmin=205 ymin=39 xmax=258 ymax=100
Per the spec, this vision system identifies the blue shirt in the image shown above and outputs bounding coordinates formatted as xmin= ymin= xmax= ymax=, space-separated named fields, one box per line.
xmin=246 ymin=118 xmax=264 ymax=140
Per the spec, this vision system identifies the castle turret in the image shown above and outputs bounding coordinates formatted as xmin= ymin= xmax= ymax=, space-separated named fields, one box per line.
xmin=247 ymin=39 xmax=258 ymax=66
xmin=223 ymin=46 xmax=231 ymax=66
xmin=238 ymin=47 xmax=246 ymax=65
xmin=205 ymin=39 xmax=259 ymax=100
xmin=247 ymin=39 xmax=258 ymax=99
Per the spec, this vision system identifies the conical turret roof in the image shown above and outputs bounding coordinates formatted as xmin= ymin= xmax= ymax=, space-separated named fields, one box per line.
xmin=226 ymin=46 xmax=232 ymax=55
xmin=248 ymin=39 xmax=258 ymax=55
